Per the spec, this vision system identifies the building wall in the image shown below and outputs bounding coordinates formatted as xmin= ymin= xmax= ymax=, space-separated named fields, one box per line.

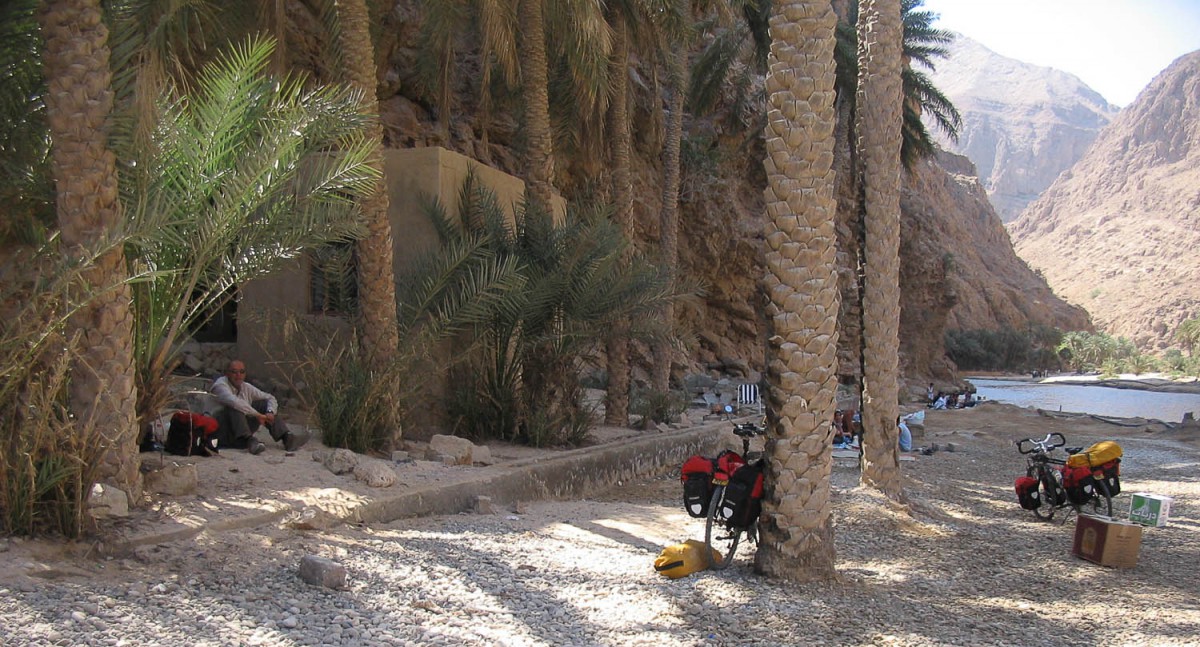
xmin=237 ymin=147 xmax=552 ymax=435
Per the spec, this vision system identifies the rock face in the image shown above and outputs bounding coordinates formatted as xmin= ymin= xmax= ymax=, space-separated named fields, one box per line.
xmin=283 ymin=3 xmax=1090 ymax=390
xmin=926 ymin=35 xmax=1117 ymax=222
xmin=1009 ymin=51 xmax=1200 ymax=351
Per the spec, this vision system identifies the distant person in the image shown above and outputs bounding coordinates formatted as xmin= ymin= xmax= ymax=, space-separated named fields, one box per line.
xmin=897 ymin=415 xmax=913 ymax=452
xmin=932 ymin=393 xmax=948 ymax=410
xmin=926 ymin=383 xmax=936 ymax=403
xmin=210 ymin=360 xmax=310 ymax=454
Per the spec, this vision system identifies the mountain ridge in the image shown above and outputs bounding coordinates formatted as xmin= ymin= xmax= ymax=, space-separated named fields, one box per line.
xmin=1010 ymin=49 xmax=1200 ymax=351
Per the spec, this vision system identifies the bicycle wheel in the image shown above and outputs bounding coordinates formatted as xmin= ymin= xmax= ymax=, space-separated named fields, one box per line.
xmin=1032 ymin=467 xmax=1058 ymax=521
xmin=704 ymin=486 xmax=742 ymax=570
xmin=1086 ymin=478 xmax=1113 ymax=517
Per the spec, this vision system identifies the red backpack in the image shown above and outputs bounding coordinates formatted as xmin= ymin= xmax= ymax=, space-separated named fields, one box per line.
xmin=165 ymin=411 xmax=220 ymax=456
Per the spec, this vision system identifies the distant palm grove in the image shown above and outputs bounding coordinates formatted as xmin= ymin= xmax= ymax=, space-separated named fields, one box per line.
xmin=946 ymin=319 xmax=1200 ymax=377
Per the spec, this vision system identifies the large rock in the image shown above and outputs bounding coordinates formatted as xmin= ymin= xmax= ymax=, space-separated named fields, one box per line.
xmin=428 ymin=434 xmax=474 ymax=465
xmin=353 ymin=462 xmax=397 ymax=488
xmin=298 ymin=555 xmax=346 ymax=589
xmin=314 ymin=448 xmax=359 ymax=475
xmin=88 ymin=483 xmax=129 ymax=518
xmin=143 ymin=463 xmax=198 ymax=496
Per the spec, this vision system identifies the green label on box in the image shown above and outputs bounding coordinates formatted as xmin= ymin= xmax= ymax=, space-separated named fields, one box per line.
xmin=1130 ymin=496 xmax=1162 ymax=525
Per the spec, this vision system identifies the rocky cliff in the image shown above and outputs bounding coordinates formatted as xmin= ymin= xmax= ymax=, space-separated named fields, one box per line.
xmin=926 ymin=35 xmax=1117 ymax=222
xmin=1009 ymin=51 xmax=1200 ymax=351
xmin=300 ymin=2 xmax=1091 ymax=390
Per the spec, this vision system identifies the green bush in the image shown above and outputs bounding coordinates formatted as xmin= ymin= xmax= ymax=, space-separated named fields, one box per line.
xmin=631 ymin=389 xmax=689 ymax=425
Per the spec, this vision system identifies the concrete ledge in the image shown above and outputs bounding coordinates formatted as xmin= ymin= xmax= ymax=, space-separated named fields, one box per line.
xmin=111 ymin=419 xmax=734 ymax=553
xmin=351 ymin=422 xmax=725 ymax=524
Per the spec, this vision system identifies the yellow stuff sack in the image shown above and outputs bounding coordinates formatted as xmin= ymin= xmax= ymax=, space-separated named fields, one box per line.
xmin=1066 ymin=440 xmax=1123 ymax=468
xmin=654 ymin=540 xmax=720 ymax=579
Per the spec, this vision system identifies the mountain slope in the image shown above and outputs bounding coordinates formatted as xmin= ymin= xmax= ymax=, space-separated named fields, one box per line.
xmin=1009 ymin=50 xmax=1200 ymax=351
xmin=926 ymin=35 xmax=1117 ymax=221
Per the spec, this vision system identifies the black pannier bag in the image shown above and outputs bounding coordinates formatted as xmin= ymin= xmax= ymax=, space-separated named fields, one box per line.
xmin=1062 ymin=464 xmax=1095 ymax=505
xmin=1096 ymin=459 xmax=1121 ymax=496
xmin=718 ymin=462 xmax=765 ymax=528
xmin=1014 ymin=476 xmax=1041 ymax=510
xmin=681 ymin=455 xmax=716 ymax=518
xmin=165 ymin=411 xmax=220 ymax=457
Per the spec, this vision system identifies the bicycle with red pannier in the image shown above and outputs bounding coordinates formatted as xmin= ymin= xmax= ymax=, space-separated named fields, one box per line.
xmin=679 ymin=421 xmax=766 ymax=569
xmin=1014 ymin=433 xmax=1122 ymax=521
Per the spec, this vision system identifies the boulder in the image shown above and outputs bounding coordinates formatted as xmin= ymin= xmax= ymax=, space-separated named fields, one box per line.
xmin=298 ymin=555 xmax=346 ymax=589
xmin=88 ymin=483 xmax=129 ymax=518
xmin=353 ymin=462 xmax=397 ymax=488
xmin=143 ymin=463 xmax=198 ymax=496
xmin=428 ymin=434 xmax=473 ymax=465
xmin=315 ymin=448 xmax=359 ymax=475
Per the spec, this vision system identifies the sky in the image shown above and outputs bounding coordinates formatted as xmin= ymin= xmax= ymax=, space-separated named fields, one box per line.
xmin=920 ymin=0 xmax=1200 ymax=107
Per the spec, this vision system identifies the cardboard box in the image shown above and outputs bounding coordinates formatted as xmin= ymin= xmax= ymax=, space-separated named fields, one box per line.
xmin=1072 ymin=514 xmax=1143 ymax=568
xmin=1129 ymin=493 xmax=1173 ymax=527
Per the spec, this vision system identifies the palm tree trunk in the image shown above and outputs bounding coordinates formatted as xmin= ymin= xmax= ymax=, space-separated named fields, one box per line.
xmin=754 ymin=0 xmax=841 ymax=581
xmin=855 ymin=0 xmax=904 ymax=499
xmin=336 ymin=0 xmax=402 ymax=444
xmin=604 ymin=13 xmax=632 ymax=426
xmin=39 ymin=0 xmax=141 ymax=503
xmin=518 ymin=0 xmax=556 ymax=211
xmin=651 ymin=41 xmax=687 ymax=394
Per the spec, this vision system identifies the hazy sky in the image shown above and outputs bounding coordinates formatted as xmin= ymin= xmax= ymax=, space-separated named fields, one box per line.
xmin=920 ymin=0 xmax=1200 ymax=107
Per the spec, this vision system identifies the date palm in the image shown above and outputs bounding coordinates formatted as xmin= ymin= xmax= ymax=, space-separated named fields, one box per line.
xmin=855 ymin=0 xmax=904 ymax=499
xmin=602 ymin=0 xmax=681 ymax=423
xmin=602 ymin=7 xmax=634 ymax=424
xmin=416 ymin=0 xmax=609 ymax=211
xmin=754 ymin=0 xmax=841 ymax=580
xmin=332 ymin=0 xmax=404 ymax=443
xmin=119 ymin=37 xmax=378 ymax=442
xmin=38 ymin=0 xmax=142 ymax=502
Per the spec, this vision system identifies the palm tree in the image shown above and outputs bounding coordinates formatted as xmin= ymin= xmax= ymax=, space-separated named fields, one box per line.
xmin=601 ymin=0 xmax=687 ymax=422
xmin=833 ymin=0 xmax=960 ymax=168
xmin=855 ymin=0 xmax=904 ymax=499
xmin=602 ymin=7 xmax=633 ymax=425
xmin=119 ymin=37 xmax=379 ymax=442
xmin=1175 ymin=318 xmax=1200 ymax=357
xmin=651 ymin=20 xmax=690 ymax=394
xmin=690 ymin=0 xmax=960 ymax=166
xmin=333 ymin=0 xmax=404 ymax=444
xmin=753 ymin=0 xmax=841 ymax=581
xmin=406 ymin=176 xmax=675 ymax=446
xmin=39 ymin=0 xmax=142 ymax=503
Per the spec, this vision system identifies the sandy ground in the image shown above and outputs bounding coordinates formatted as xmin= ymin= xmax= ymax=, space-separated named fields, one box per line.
xmin=2 ymin=401 xmax=1198 ymax=645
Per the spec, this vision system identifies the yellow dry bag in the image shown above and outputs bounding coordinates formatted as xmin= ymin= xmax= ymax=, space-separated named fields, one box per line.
xmin=1066 ymin=440 xmax=1123 ymax=468
xmin=654 ymin=540 xmax=720 ymax=579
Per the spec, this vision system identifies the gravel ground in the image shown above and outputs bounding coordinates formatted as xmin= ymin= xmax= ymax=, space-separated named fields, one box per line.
xmin=1 ymin=404 xmax=1197 ymax=646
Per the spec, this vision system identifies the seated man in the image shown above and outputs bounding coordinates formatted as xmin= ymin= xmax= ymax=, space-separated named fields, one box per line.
xmin=897 ymin=415 xmax=913 ymax=452
xmin=210 ymin=360 xmax=309 ymax=454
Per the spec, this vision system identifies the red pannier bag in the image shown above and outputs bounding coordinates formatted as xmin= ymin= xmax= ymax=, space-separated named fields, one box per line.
xmin=165 ymin=410 xmax=220 ymax=457
xmin=1014 ymin=476 xmax=1041 ymax=510
xmin=718 ymin=462 xmax=765 ymax=528
xmin=1093 ymin=459 xmax=1121 ymax=496
xmin=1062 ymin=464 xmax=1095 ymax=505
xmin=681 ymin=455 xmax=716 ymax=518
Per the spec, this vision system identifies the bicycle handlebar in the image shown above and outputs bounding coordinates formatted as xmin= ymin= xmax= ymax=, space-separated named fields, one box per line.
xmin=733 ymin=422 xmax=765 ymax=437
xmin=1017 ymin=432 xmax=1066 ymax=454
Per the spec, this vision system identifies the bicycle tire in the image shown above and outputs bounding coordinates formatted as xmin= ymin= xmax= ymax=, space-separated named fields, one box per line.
xmin=704 ymin=486 xmax=741 ymax=570
xmin=1087 ymin=478 xmax=1113 ymax=517
xmin=1032 ymin=466 xmax=1057 ymax=521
